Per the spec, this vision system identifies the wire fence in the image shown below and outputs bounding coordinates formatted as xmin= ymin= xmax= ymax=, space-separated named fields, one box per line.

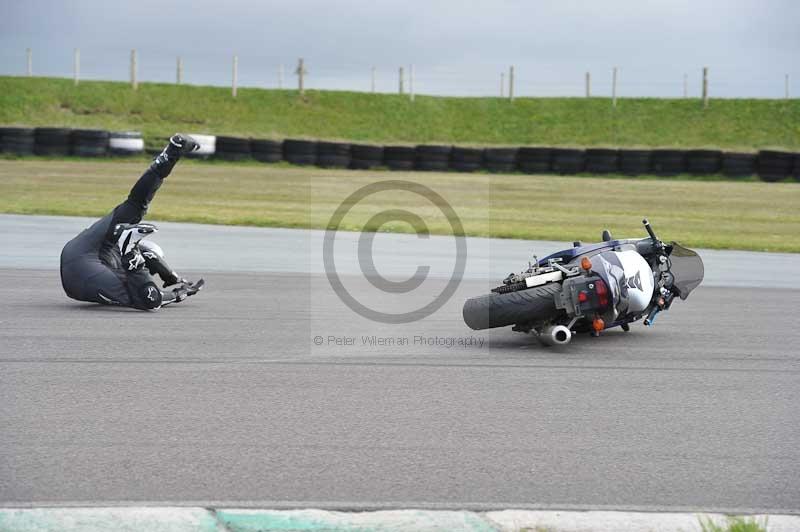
xmin=1 ymin=47 xmax=797 ymax=100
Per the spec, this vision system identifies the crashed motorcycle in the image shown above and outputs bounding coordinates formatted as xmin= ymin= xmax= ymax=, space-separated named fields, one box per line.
xmin=462 ymin=219 xmax=704 ymax=345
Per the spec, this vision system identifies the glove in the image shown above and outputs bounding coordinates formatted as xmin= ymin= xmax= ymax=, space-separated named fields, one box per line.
xmin=171 ymin=278 xmax=205 ymax=301
xmin=162 ymin=276 xmax=188 ymax=289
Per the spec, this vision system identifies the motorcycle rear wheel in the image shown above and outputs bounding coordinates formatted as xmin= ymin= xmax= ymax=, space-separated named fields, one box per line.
xmin=462 ymin=283 xmax=561 ymax=330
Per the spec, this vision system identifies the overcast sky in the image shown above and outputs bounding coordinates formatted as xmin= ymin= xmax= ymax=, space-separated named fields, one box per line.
xmin=1 ymin=0 xmax=798 ymax=97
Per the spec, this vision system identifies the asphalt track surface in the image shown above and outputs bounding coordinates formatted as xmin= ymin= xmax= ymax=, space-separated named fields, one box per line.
xmin=1 ymin=214 xmax=799 ymax=514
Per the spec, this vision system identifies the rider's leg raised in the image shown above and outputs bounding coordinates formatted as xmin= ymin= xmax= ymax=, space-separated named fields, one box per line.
xmin=106 ymin=134 xmax=198 ymax=235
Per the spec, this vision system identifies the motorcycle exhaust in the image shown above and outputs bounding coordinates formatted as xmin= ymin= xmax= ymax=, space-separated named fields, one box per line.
xmin=538 ymin=325 xmax=572 ymax=346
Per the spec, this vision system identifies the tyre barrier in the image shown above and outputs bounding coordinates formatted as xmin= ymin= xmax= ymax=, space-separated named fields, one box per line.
xmin=415 ymin=144 xmax=451 ymax=171
xmin=757 ymin=150 xmax=794 ymax=182
xmin=350 ymin=144 xmax=384 ymax=169
xmin=721 ymin=152 xmax=757 ymax=178
xmin=250 ymin=139 xmax=282 ymax=163
xmin=618 ymin=149 xmax=652 ymax=176
xmin=793 ymin=155 xmax=800 ymax=182
xmin=215 ymin=136 xmax=251 ymax=161
xmin=317 ymin=141 xmax=351 ymax=168
xmin=283 ymin=139 xmax=317 ymax=166
xmin=518 ymin=147 xmax=551 ymax=174
xmin=1 ymin=127 xmax=35 ymax=155
xmin=71 ymin=129 xmax=109 ymax=157
xmin=451 ymin=146 xmax=484 ymax=173
xmin=109 ymin=131 xmax=145 ymax=156
xmin=551 ymin=148 xmax=585 ymax=174
xmin=651 ymin=149 xmax=686 ymax=176
xmin=2 ymin=124 xmax=798 ymax=182
xmin=35 ymin=127 xmax=72 ymax=156
xmin=484 ymin=148 xmax=517 ymax=173
xmin=584 ymin=149 xmax=619 ymax=174
xmin=383 ymin=146 xmax=415 ymax=170
xmin=687 ymin=149 xmax=722 ymax=175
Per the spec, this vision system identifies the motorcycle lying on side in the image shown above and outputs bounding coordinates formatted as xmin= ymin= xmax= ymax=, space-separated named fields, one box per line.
xmin=462 ymin=219 xmax=704 ymax=345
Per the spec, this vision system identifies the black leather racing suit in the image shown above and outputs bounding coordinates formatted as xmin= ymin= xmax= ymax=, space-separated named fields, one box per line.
xmin=60 ymin=144 xmax=182 ymax=310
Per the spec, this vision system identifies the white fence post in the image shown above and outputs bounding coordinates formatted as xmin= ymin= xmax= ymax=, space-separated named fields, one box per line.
xmin=683 ymin=73 xmax=688 ymax=98
xmin=73 ymin=48 xmax=80 ymax=86
xmin=508 ymin=65 xmax=514 ymax=101
xmin=702 ymin=66 xmax=709 ymax=108
xmin=371 ymin=67 xmax=376 ymax=93
xmin=398 ymin=67 xmax=404 ymax=94
xmin=130 ymin=49 xmax=138 ymax=90
xmin=176 ymin=57 xmax=183 ymax=84
xmin=585 ymin=71 xmax=591 ymax=97
xmin=612 ymin=67 xmax=618 ymax=107
xmin=785 ymin=74 xmax=790 ymax=100
xmin=232 ymin=55 xmax=238 ymax=98
xmin=296 ymin=58 xmax=306 ymax=95
xmin=26 ymin=48 xmax=32 ymax=76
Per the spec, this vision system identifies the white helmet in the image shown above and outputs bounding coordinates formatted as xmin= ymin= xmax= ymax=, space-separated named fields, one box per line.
xmin=114 ymin=222 xmax=158 ymax=254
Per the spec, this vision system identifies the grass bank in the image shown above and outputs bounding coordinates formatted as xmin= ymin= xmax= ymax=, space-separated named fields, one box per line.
xmin=1 ymin=76 xmax=799 ymax=150
xmin=1 ymin=158 xmax=797 ymax=252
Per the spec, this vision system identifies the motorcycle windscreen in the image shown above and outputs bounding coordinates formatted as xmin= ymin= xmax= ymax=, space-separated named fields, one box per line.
xmin=669 ymin=243 xmax=704 ymax=300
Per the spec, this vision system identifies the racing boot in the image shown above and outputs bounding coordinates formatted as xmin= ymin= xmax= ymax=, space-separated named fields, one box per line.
xmin=150 ymin=133 xmax=201 ymax=179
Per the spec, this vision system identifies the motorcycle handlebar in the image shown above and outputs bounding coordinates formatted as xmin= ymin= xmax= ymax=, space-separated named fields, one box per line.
xmin=642 ymin=219 xmax=658 ymax=242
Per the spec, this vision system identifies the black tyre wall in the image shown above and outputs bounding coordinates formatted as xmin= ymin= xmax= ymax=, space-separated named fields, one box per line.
xmin=215 ymin=136 xmax=252 ymax=160
xmin=350 ymin=144 xmax=384 ymax=169
xmin=70 ymin=129 xmax=109 ymax=157
xmin=283 ymin=139 xmax=318 ymax=166
xmin=551 ymin=148 xmax=585 ymax=174
xmin=450 ymin=147 xmax=484 ymax=172
xmin=317 ymin=141 xmax=351 ymax=168
xmin=35 ymin=127 xmax=71 ymax=156
xmin=721 ymin=152 xmax=757 ymax=178
xmin=415 ymin=144 xmax=451 ymax=171
xmin=758 ymin=150 xmax=793 ymax=182
xmin=618 ymin=149 xmax=652 ymax=175
xmin=584 ymin=149 xmax=619 ymax=174
xmin=686 ymin=150 xmax=722 ymax=175
xmin=651 ymin=150 xmax=686 ymax=176
xmin=484 ymin=148 xmax=517 ymax=173
xmin=383 ymin=146 xmax=415 ymax=170
xmin=518 ymin=147 xmax=551 ymax=173
xmin=1 ymin=127 xmax=35 ymax=155
xmin=251 ymin=139 xmax=283 ymax=163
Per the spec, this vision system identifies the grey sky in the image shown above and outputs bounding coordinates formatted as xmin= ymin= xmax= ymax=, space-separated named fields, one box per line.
xmin=1 ymin=0 xmax=798 ymax=97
